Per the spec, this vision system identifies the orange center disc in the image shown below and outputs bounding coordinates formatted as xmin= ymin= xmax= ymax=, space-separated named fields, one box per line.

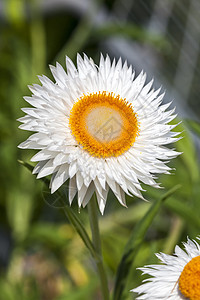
xmin=69 ymin=91 xmax=139 ymax=158
xmin=179 ymin=255 xmax=200 ymax=300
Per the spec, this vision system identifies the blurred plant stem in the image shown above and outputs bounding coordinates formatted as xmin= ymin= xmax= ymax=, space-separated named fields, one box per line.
xmin=162 ymin=217 xmax=184 ymax=254
xmin=19 ymin=160 xmax=109 ymax=298
xmin=5 ymin=0 xmax=25 ymax=25
xmin=55 ymin=0 xmax=103 ymax=64
xmin=30 ymin=0 xmax=46 ymax=75
xmin=88 ymin=194 xmax=110 ymax=300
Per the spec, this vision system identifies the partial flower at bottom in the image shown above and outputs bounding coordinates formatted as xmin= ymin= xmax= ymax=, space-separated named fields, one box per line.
xmin=131 ymin=236 xmax=200 ymax=299
xmin=18 ymin=53 xmax=180 ymax=214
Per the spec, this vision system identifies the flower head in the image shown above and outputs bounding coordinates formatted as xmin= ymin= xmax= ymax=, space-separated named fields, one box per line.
xmin=131 ymin=236 xmax=200 ymax=299
xmin=18 ymin=53 xmax=180 ymax=214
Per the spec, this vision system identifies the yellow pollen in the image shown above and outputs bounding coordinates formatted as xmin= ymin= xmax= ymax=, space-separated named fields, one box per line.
xmin=179 ymin=255 xmax=200 ymax=300
xmin=69 ymin=91 xmax=139 ymax=158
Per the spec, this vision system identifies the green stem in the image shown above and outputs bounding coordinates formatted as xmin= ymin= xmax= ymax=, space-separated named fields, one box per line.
xmin=30 ymin=0 xmax=46 ymax=75
xmin=88 ymin=194 xmax=110 ymax=300
xmin=19 ymin=160 xmax=109 ymax=298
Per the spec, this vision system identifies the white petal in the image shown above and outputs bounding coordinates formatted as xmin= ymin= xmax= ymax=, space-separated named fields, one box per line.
xmin=132 ymin=237 xmax=200 ymax=299
xmin=82 ymin=182 xmax=95 ymax=208
xmin=50 ymin=164 xmax=69 ymax=193
xmin=37 ymin=160 xmax=57 ymax=178
xmin=68 ymin=176 xmax=77 ymax=205
xmin=95 ymin=187 xmax=108 ymax=215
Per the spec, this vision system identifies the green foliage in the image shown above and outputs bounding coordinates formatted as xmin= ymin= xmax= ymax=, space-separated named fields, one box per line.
xmin=184 ymin=119 xmax=200 ymax=136
xmin=113 ymin=185 xmax=181 ymax=300
xmin=1 ymin=1 xmax=200 ymax=299
xmin=94 ymin=24 xmax=169 ymax=50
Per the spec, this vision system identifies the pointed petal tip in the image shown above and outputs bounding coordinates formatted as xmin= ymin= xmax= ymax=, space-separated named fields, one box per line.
xmin=50 ymin=188 xmax=54 ymax=194
xmin=100 ymin=208 xmax=105 ymax=215
xmin=18 ymin=142 xmax=26 ymax=149
xmin=98 ymin=201 xmax=106 ymax=215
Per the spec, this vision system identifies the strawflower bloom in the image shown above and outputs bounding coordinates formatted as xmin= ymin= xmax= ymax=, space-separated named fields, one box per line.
xmin=18 ymin=54 xmax=180 ymax=214
xmin=132 ymin=236 xmax=200 ymax=299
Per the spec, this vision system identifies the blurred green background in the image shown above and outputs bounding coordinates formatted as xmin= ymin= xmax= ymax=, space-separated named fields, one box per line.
xmin=0 ymin=0 xmax=200 ymax=299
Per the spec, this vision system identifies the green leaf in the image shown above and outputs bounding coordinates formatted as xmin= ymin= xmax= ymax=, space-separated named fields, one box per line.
xmin=18 ymin=160 xmax=49 ymax=186
xmin=164 ymin=197 xmax=200 ymax=229
xmin=113 ymin=185 xmax=181 ymax=300
xmin=6 ymin=188 xmax=34 ymax=241
xmin=63 ymin=205 xmax=99 ymax=260
xmin=175 ymin=122 xmax=199 ymax=183
xmin=93 ymin=24 xmax=169 ymax=50
xmin=184 ymin=119 xmax=200 ymax=136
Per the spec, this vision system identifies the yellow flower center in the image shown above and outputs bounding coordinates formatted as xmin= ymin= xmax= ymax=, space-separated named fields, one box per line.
xmin=69 ymin=91 xmax=139 ymax=158
xmin=179 ymin=255 xmax=200 ymax=300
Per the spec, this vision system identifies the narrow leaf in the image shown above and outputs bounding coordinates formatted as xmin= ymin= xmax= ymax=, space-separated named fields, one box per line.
xmin=113 ymin=185 xmax=181 ymax=300
xmin=164 ymin=197 xmax=200 ymax=228
xmin=175 ymin=122 xmax=199 ymax=182
xmin=184 ymin=119 xmax=200 ymax=136
xmin=18 ymin=160 xmax=99 ymax=261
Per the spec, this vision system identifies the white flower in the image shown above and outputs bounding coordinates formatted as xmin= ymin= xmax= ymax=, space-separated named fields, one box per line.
xmin=131 ymin=236 xmax=200 ymax=299
xmin=18 ymin=53 xmax=180 ymax=214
